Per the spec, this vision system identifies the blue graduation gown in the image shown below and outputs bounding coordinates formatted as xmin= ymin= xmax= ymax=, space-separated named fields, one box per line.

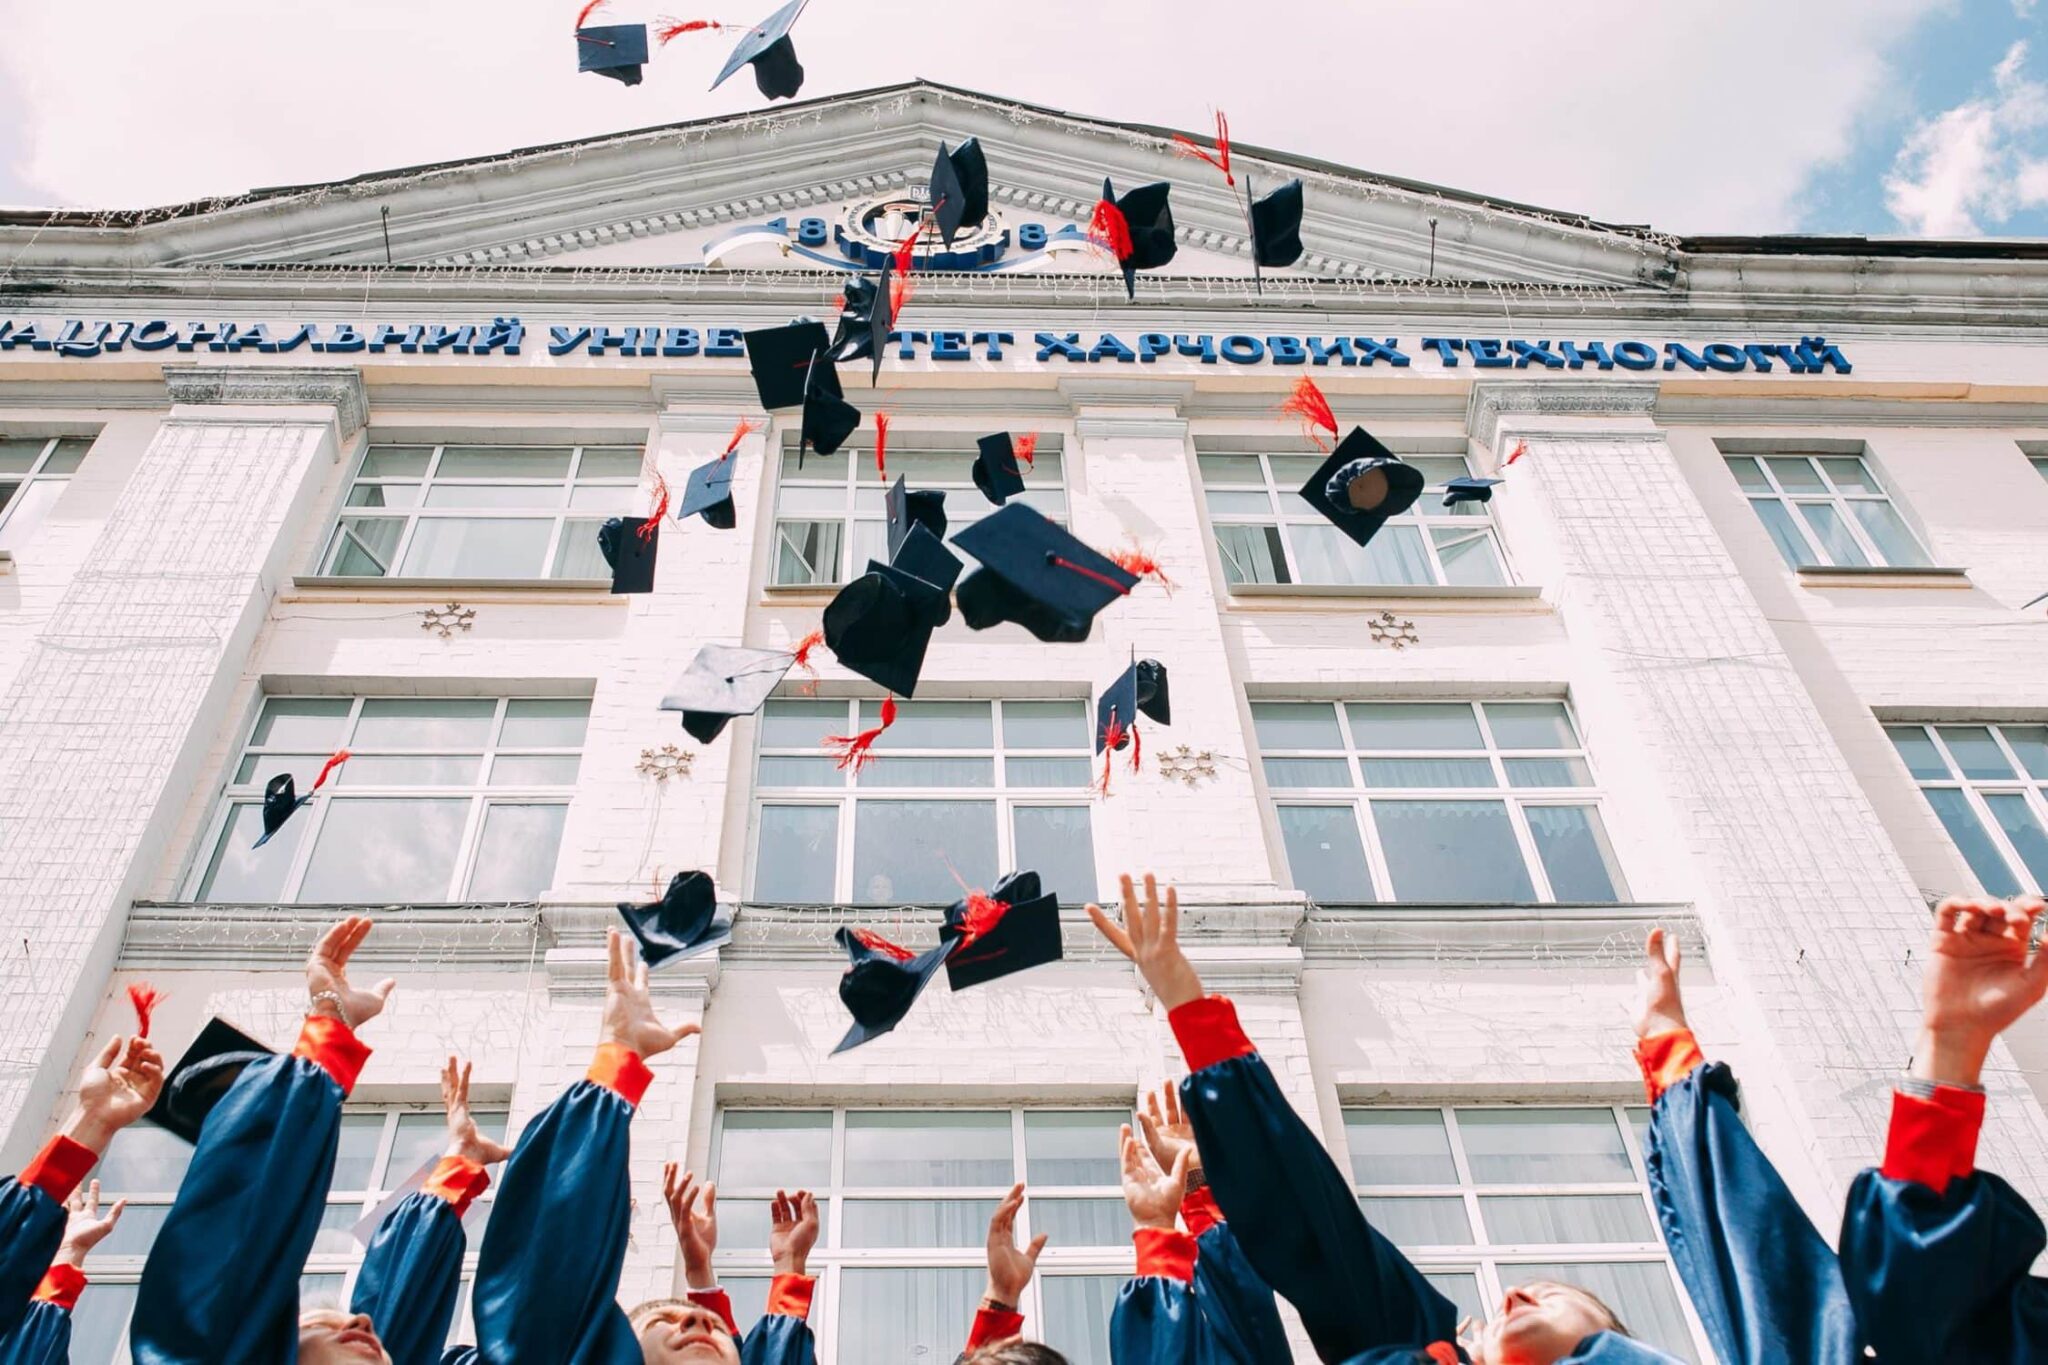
xmin=351 ymin=1183 xmax=471 ymax=1365
xmin=0 ymin=1143 xmax=87 ymax=1339
xmin=1107 ymin=1219 xmax=1289 ymax=1365
xmin=0 ymin=1299 xmax=69 ymax=1365
xmin=130 ymin=1018 xmax=369 ymax=1365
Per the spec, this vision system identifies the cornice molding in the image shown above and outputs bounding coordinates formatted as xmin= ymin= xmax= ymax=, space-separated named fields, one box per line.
xmin=1298 ymin=903 xmax=1700 ymax=963
xmin=163 ymin=365 xmax=368 ymax=437
xmin=122 ymin=903 xmax=548 ymax=968
xmin=1465 ymin=379 xmax=1661 ymax=449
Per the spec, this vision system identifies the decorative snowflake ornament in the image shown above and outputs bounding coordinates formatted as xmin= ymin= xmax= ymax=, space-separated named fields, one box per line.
xmin=1155 ymin=745 xmax=1219 ymax=788
xmin=636 ymin=745 xmax=694 ymax=783
xmin=1368 ymin=610 xmax=1420 ymax=649
xmin=420 ymin=602 xmax=476 ymax=639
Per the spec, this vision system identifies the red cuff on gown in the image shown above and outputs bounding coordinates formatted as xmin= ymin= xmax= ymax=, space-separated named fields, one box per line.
xmin=1168 ymin=996 xmax=1256 ymax=1073
xmin=1180 ymin=1185 xmax=1223 ymax=1239
xmin=687 ymin=1287 xmax=738 ymax=1336
xmin=1881 ymin=1084 xmax=1986 ymax=1194
xmin=293 ymin=1014 xmax=372 ymax=1095
xmin=765 ymin=1273 xmax=815 ymax=1320
xmin=586 ymin=1043 xmax=653 ymax=1108
xmin=32 ymin=1264 xmax=85 ymax=1311
xmin=1134 ymin=1226 xmax=1198 ymax=1283
xmin=422 ymin=1155 xmax=491 ymax=1216
xmin=966 ymin=1305 xmax=1026 ymax=1350
xmin=19 ymin=1136 xmax=96 ymax=1202
xmin=1634 ymin=1028 xmax=1707 ymax=1105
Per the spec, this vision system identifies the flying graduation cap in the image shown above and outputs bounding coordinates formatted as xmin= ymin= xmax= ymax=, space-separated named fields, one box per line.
xmin=598 ymin=517 xmax=659 ymax=593
xmin=1095 ymin=659 xmax=1171 ymax=794
xmin=941 ymin=870 xmax=1063 ymax=991
xmin=887 ymin=476 xmax=948 ymax=557
xmin=1248 ymin=177 xmax=1306 ymax=268
xmin=801 ymin=354 xmax=861 ymax=462
xmin=1442 ymin=476 xmax=1503 ymax=508
xmin=927 ymin=139 xmax=990 ymax=249
xmin=678 ymin=457 xmax=738 ymax=529
xmin=1298 ymin=428 xmax=1425 ymax=549
xmin=660 ymin=641 xmax=814 ymax=743
xmin=972 ymin=433 xmax=1030 ymax=507
xmin=828 ymin=272 xmax=894 ymax=383
xmin=146 ymin=1017 xmax=274 ymax=1145
xmin=254 ymin=751 xmax=350 ymax=849
xmin=1089 ymin=178 xmax=1178 ymax=301
xmin=746 ymin=320 xmax=835 ymax=411
xmin=953 ymin=503 xmax=1138 ymax=643
xmin=831 ymin=926 xmax=957 ymax=1054
xmin=617 ymin=870 xmax=732 ymax=967
xmin=575 ymin=0 xmax=651 ymax=86
xmin=823 ymin=557 xmax=948 ymax=699
xmin=710 ymin=0 xmax=809 ymax=99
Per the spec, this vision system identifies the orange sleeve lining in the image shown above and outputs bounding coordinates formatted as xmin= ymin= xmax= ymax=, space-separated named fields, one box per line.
xmin=422 ymin=1155 xmax=491 ymax=1216
xmin=966 ymin=1305 xmax=1026 ymax=1350
xmin=764 ymin=1273 xmax=815 ymax=1321
xmin=18 ymin=1135 xmax=96 ymax=1203
xmin=1181 ymin=1185 xmax=1222 ymax=1239
xmin=586 ymin=1043 xmax=653 ymax=1108
xmin=1882 ymin=1086 xmax=1986 ymax=1194
xmin=32 ymin=1263 xmax=85 ymax=1310
xmin=1168 ymin=996 xmax=1256 ymax=1073
xmin=1134 ymin=1226 xmax=1198 ymax=1283
xmin=686 ymin=1287 xmax=738 ymax=1336
xmin=1634 ymin=1028 xmax=1706 ymax=1105
xmin=292 ymin=1014 xmax=372 ymax=1095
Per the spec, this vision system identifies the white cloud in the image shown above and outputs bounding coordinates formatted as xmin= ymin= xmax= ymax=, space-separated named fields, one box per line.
xmin=0 ymin=0 xmax=1948 ymax=234
xmin=2017 ymin=0 xmax=2037 ymax=16
xmin=1885 ymin=39 xmax=2048 ymax=234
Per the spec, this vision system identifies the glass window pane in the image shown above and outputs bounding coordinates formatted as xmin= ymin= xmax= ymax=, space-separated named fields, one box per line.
xmin=1526 ymin=806 xmax=1624 ymax=902
xmin=1361 ymin=1196 xmax=1473 ymax=1247
xmin=713 ymin=1198 xmax=832 ymax=1255
xmin=1433 ymin=526 xmax=1508 ymax=586
xmin=0 ymin=480 xmax=63 ymax=550
xmin=1348 ymin=703 xmax=1484 ymax=750
xmin=1794 ymin=502 xmax=1868 ymax=567
xmin=1372 ymin=800 xmax=1535 ymax=902
xmin=1887 ymin=726 xmax=1949 ymax=780
xmin=1764 ymin=457 xmax=1825 ymax=491
xmin=0 ymin=438 xmax=47 ymax=473
xmin=1422 ymin=1273 xmax=1485 ymax=1329
xmin=489 ymin=754 xmax=582 ymax=786
xmin=1358 ymin=526 xmax=1437 ymax=586
xmin=1923 ymin=788 xmax=2022 ymax=896
xmin=1937 ymin=726 xmax=2015 ymax=779
xmin=347 ymin=484 xmax=420 ymax=509
xmin=1723 ymin=456 xmax=1769 ymax=491
xmin=422 ymin=484 xmax=564 ymax=509
xmin=436 ymin=447 xmax=573 ymax=479
xmin=752 ymin=806 xmax=838 ymax=902
xmin=1504 ymin=758 xmax=1594 ymax=788
xmin=1984 ymin=794 xmax=2048 ymax=889
xmin=1749 ymin=498 xmax=1813 ymax=569
xmin=2003 ymin=725 xmax=2048 ymax=779
xmin=844 ymin=1112 xmax=1012 ymax=1187
xmin=862 ymin=700 xmax=993 ymax=750
xmin=715 ymin=1112 xmax=832 ymax=1189
xmin=1033 ymin=1198 xmax=1128 ymax=1245
xmin=466 ymin=804 xmax=567 ymax=900
xmin=1360 ymin=758 xmax=1496 ymax=788
xmin=1250 ymin=703 xmax=1344 ymax=750
xmin=251 ymin=698 xmax=353 ymax=749
xmin=501 ymin=698 xmax=590 ymax=747
xmin=761 ymin=700 xmax=848 ymax=748
xmin=774 ymin=520 xmax=843 ymax=585
xmin=298 ymin=798 xmax=469 ymax=902
xmin=1197 ymin=454 xmax=1264 ymax=485
xmin=841 ymin=1198 xmax=999 ymax=1247
xmin=838 ymin=1268 xmax=981 ymax=1363
xmin=850 ymin=800 xmax=997 ymax=903
xmin=1846 ymin=499 xmax=1931 ymax=568
xmin=323 ymin=517 xmax=404 ymax=576
xmin=1346 ymin=1110 xmax=1456 ymax=1184
xmin=1024 ymin=1111 xmax=1125 ymax=1185
xmin=1002 ymin=701 xmax=1088 ymax=749
xmin=779 ymin=486 xmax=849 ymax=516
xmin=1484 ymin=702 xmax=1579 ymax=750
xmin=387 ymin=1112 xmax=490 ymax=1186
xmin=576 ymin=448 xmax=647 ymax=479
xmin=1014 ymin=806 xmax=1098 ymax=904
xmin=98 ymin=1123 xmax=194 ymax=1192
xmin=299 ymin=1273 xmax=348 ymax=1313
xmin=1819 ymin=456 xmax=1880 ymax=492
xmin=757 ymin=756 xmax=844 ymax=787
xmin=1263 ymin=757 xmax=1354 ymax=789
xmin=95 ymin=1200 xmax=171 ymax=1256
xmin=1481 ymin=1194 xmax=1653 ymax=1244
xmin=567 ymin=485 xmax=634 ymax=512
xmin=781 ymin=444 xmax=847 ymax=480
xmin=237 ymin=753 xmax=329 ymax=785
xmin=311 ymin=1201 xmax=367 ymax=1255
xmin=1506 ymin=1263 xmax=1698 ymax=1364
xmin=1459 ymin=1109 xmax=1632 ymax=1183
xmin=1214 ymin=524 xmax=1289 ymax=585
xmin=361 ymin=446 xmax=433 ymax=477
xmin=397 ymin=518 xmax=553 ymax=578
xmin=70 ymin=1282 xmax=136 ymax=1365
xmin=855 ymin=757 xmax=994 ymax=788
xmin=1041 ymin=1275 xmax=1122 ymax=1365
xmin=1206 ymin=489 xmax=1276 ymax=516
xmin=197 ymin=804 xmax=300 ymax=902
xmin=354 ymin=699 xmax=496 ymax=749
xmin=334 ymin=754 xmax=482 ymax=786
xmin=330 ymin=1113 xmax=389 ymax=1188
xmin=551 ymin=519 xmax=611 ymax=579
xmin=1277 ymin=806 xmax=1374 ymax=903
xmin=1007 ymin=757 xmax=1095 ymax=787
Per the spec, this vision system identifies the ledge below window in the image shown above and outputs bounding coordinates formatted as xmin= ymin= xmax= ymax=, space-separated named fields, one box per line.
xmin=288 ymin=575 xmax=617 ymax=598
xmin=1794 ymin=565 xmax=1971 ymax=589
xmin=1226 ymin=583 xmax=1547 ymax=605
xmin=0 ymin=549 xmax=13 ymax=576
xmin=1299 ymin=901 xmax=1699 ymax=962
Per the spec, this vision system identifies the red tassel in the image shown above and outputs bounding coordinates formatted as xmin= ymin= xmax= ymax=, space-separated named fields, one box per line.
xmin=1088 ymin=198 xmax=1134 ymax=262
xmin=1013 ymin=432 xmax=1038 ymax=468
xmin=1130 ymin=722 xmax=1142 ymax=775
xmin=892 ymin=224 xmax=921 ymax=277
xmin=790 ymin=629 xmax=825 ymax=674
xmin=1049 ymin=554 xmax=1134 ymax=597
xmin=127 ymin=982 xmax=162 ymax=1038
xmin=574 ymin=0 xmax=609 ymax=26
xmin=890 ymin=272 xmax=915 ymax=317
xmin=311 ymin=749 xmax=351 ymax=792
xmin=721 ymin=417 xmax=757 ymax=460
xmin=1170 ymin=110 xmax=1234 ymax=186
xmin=957 ymin=893 xmax=1011 ymax=948
xmin=656 ymin=17 xmax=728 ymax=43
xmin=1109 ymin=547 xmax=1174 ymax=595
xmin=826 ymin=695 xmax=897 ymax=772
xmin=873 ymin=412 xmax=889 ymax=482
xmin=1505 ymin=439 xmax=1529 ymax=467
xmin=852 ymin=928 xmax=915 ymax=963
xmin=1098 ymin=713 xmax=1127 ymax=797
xmin=1278 ymin=376 xmax=1338 ymax=450
xmin=640 ymin=471 xmax=670 ymax=537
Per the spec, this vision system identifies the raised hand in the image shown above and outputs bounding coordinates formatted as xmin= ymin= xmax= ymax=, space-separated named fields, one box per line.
xmin=1086 ymin=873 xmax=1204 ymax=1010
xmin=55 ymin=1180 xmax=126 ymax=1269
xmin=663 ymin=1163 xmax=718 ymax=1290
xmin=306 ymin=916 xmax=396 ymax=1028
xmin=1914 ymin=896 xmax=2048 ymax=1087
xmin=769 ymin=1189 xmax=820 ymax=1277
xmin=441 ymin=1056 xmax=511 ymax=1166
xmin=602 ymin=928 xmax=701 ymax=1059
xmin=1137 ymin=1085 xmax=1201 ymax=1183
xmin=1632 ymin=927 xmax=1690 ymax=1040
xmin=983 ymin=1182 xmax=1046 ymax=1310
xmin=69 ymin=1034 xmax=165 ymax=1152
xmin=1120 ymin=1122 xmax=1190 ymax=1231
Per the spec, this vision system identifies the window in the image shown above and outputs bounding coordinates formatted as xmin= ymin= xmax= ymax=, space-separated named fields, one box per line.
xmin=710 ymin=1108 xmax=1129 ymax=1365
xmin=73 ymin=1103 xmax=509 ymax=1363
xmin=1199 ymin=449 xmax=1507 ymax=589
xmin=1345 ymin=1104 xmax=1701 ymax=1362
xmin=1724 ymin=453 xmax=1930 ymax=570
xmin=193 ymin=696 xmax=588 ymax=904
xmin=752 ymin=699 xmax=1099 ymax=905
xmin=771 ymin=436 xmax=1068 ymax=587
xmin=1888 ymin=722 xmax=2048 ymax=896
xmin=0 ymin=435 xmax=90 ymax=551
xmin=2030 ymin=454 xmax=2048 ymax=484
xmin=1253 ymin=700 xmax=1625 ymax=904
xmin=319 ymin=442 xmax=645 ymax=580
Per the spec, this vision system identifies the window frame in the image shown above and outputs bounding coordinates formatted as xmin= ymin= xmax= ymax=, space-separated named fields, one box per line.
xmin=1887 ymin=721 xmax=2048 ymax=896
xmin=187 ymin=694 xmax=588 ymax=904
xmin=316 ymin=440 xmax=647 ymax=582
xmin=2029 ymin=454 xmax=2048 ymax=485
xmin=0 ymin=434 xmax=91 ymax=548
xmin=1257 ymin=699 xmax=1628 ymax=905
xmin=1722 ymin=451 xmax=1931 ymax=570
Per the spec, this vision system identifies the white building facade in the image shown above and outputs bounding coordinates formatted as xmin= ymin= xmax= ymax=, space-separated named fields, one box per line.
xmin=3 ymin=81 xmax=2048 ymax=1363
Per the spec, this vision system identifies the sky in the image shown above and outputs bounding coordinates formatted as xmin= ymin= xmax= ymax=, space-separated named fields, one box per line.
xmin=0 ymin=0 xmax=2041 ymax=238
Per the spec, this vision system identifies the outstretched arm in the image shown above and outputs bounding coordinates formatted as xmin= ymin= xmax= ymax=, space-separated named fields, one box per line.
xmin=0 ymin=1182 xmax=129 ymax=1365
xmin=1090 ymin=874 xmax=1457 ymax=1363
xmin=958 ymin=1183 xmax=1044 ymax=1360
xmin=739 ymin=1188 xmax=820 ymax=1365
xmin=1107 ymin=1122 xmax=1199 ymax=1365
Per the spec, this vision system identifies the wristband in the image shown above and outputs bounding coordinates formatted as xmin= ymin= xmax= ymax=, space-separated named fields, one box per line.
xmin=980 ymin=1295 xmax=1016 ymax=1314
xmin=1184 ymin=1168 xmax=1208 ymax=1194
xmin=309 ymin=991 xmax=350 ymax=1027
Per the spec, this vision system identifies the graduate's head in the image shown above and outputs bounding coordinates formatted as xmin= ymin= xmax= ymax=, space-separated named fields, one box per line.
xmin=963 ymin=1344 xmax=1068 ymax=1364
xmin=630 ymin=1298 xmax=742 ymax=1364
xmin=1471 ymin=1280 xmax=1628 ymax=1364
xmin=297 ymin=1309 xmax=390 ymax=1365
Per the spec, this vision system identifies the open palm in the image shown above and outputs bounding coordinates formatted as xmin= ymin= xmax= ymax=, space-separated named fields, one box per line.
xmin=1924 ymin=897 xmax=2048 ymax=1042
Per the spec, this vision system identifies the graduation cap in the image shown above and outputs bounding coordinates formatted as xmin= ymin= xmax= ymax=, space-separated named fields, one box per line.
xmin=891 ymin=522 xmax=963 ymax=598
xmin=1297 ymin=428 xmax=1425 ymax=549
xmin=660 ymin=643 xmax=802 ymax=743
xmin=972 ymin=433 xmax=1029 ymax=507
xmin=745 ymin=321 xmax=838 ymax=411
xmin=711 ymin=0 xmax=808 ymax=100
xmin=1094 ymin=659 xmax=1170 ymax=793
xmin=1249 ymin=177 xmax=1305 ymax=269
xmin=678 ymin=458 xmax=738 ymax=529
xmin=828 ymin=272 xmax=894 ymax=383
xmin=823 ymin=568 xmax=942 ymax=698
xmin=927 ymin=139 xmax=990 ymax=249
xmin=1090 ymin=178 xmax=1178 ymax=301
xmin=254 ymin=751 xmax=349 ymax=849
xmin=941 ymin=870 xmax=1063 ymax=991
xmin=1442 ymin=476 xmax=1503 ymax=508
xmin=832 ymin=926 xmax=957 ymax=1054
xmin=887 ymin=476 xmax=948 ymax=557
xmin=598 ymin=516 xmax=659 ymax=593
xmin=952 ymin=504 xmax=1138 ymax=644
xmin=800 ymin=353 xmax=862 ymax=462
xmin=146 ymin=1017 xmax=273 ymax=1145
xmin=576 ymin=22 xmax=650 ymax=85
xmin=618 ymin=871 xmax=732 ymax=967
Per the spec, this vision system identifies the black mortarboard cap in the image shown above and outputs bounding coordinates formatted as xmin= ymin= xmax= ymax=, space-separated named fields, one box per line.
xmin=711 ymin=0 xmax=808 ymax=100
xmin=1134 ymin=657 xmax=1171 ymax=725
xmin=660 ymin=643 xmax=796 ymax=744
xmin=832 ymin=927 xmax=957 ymax=1054
xmin=577 ymin=23 xmax=649 ymax=84
xmin=801 ymin=353 xmax=862 ymax=460
xmin=678 ymin=458 xmax=738 ymax=529
xmin=941 ymin=871 xmax=1062 ymax=990
xmin=927 ymin=139 xmax=990 ymax=248
xmin=887 ymin=476 xmax=948 ymax=557
xmin=745 ymin=321 xmax=837 ymax=411
xmin=1249 ymin=178 xmax=1305 ymax=268
xmin=618 ymin=871 xmax=731 ymax=967
xmin=1095 ymin=658 xmax=1172 ymax=755
xmin=1102 ymin=178 xmax=1177 ymax=300
xmin=890 ymin=523 xmax=963 ymax=599
xmin=256 ymin=774 xmax=307 ymax=848
xmin=1442 ymin=476 xmax=1503 ymax=508
xmin=823 ymin=569 xmax=936 ymax=697
xmin=598 ymin=516 xmax=658 ymax=593
xmin=952 ymin=503 xmax=1137 ymax=643
xmin=1298 ymin=428 xmax=1425 ymax=549
xmin=829 ymin=274 xmax=879 ymax=365
xmin=972 ymin=433 xmax=1029 ymax=507
xmin=147 ymin=1017 xmax=274 ymax=1145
